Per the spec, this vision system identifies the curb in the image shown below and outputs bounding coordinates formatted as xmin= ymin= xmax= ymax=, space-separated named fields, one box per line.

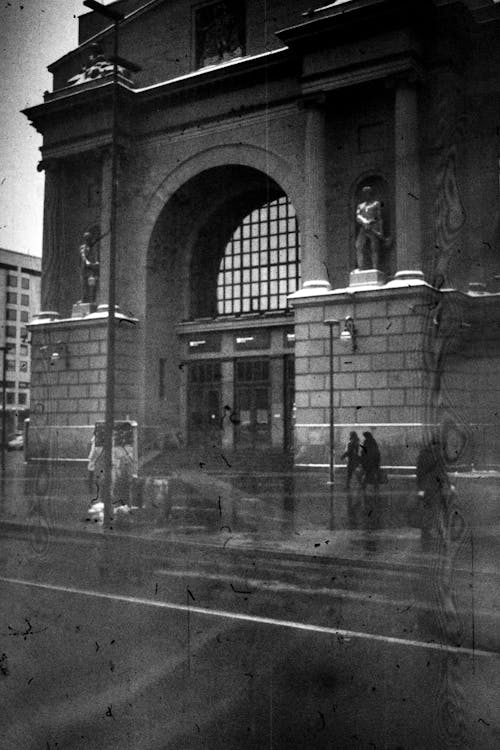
xmin=2 ymin=518 xmax=499 ymax=581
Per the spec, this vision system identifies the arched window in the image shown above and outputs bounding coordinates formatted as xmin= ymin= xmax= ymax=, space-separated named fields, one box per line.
xmin=217 ymin=196 xmax=301 ymax=315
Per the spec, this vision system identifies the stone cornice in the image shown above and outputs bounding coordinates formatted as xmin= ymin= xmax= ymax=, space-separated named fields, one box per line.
xmin=23 ymin=78 xmax=135 ymax=130
xmin=301 ymin=53 xmax=425 ymax=97
xmin=135 ymin=48 xmax=294 ymax=105
xmin=276 ymin=0 xmax=436 ymax=50
xmin=23 ymin=48 xmax=296 ymax=150
xmin=177 ymin=312 xmax=294 ymax=336
xmin=28 ymin=310 xmax=139 ymax=331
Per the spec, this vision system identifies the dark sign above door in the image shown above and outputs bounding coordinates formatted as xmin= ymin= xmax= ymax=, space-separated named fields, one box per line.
xmin=187 ymin=332 xmax=222 ymax=353
xmin=234 ymin=329 xmax=270 ymax=351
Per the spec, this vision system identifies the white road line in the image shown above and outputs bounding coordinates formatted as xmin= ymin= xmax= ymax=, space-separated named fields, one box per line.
xmin=0 ymin=575 xmax=497 ymax=659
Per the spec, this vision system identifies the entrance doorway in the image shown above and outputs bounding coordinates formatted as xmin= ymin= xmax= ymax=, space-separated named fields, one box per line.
xmin=234 ymin=358 xmax=271 ymax=450
xmin=187 ymin=361 xmax=221 ymax=447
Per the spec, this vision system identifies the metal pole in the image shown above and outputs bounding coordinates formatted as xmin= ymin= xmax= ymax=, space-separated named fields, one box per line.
xmin=82 ymin=2 xmax=139 ymax=530
xmin=324 ymin=319 xmax=339 ymax=486
xmin=102 ymin=19 xmax=120 ymax=529
xmin=1 ymin=345 xmax=7 ymax=473
xmin=328 ymin=323 xmax=334 ymax=485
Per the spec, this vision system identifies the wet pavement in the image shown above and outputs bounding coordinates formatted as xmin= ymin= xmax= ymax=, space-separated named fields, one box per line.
xmin=2 ymin=452 xmax=500 ymax=747
xmin=1 ymin=451 xmax=500 ymax=573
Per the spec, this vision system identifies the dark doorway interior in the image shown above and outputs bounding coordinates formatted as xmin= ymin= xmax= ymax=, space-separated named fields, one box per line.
xmin=187 ymin=361 xmax=222 ymax=448
xmin=234 ymin=358 xmax=271 ymax=451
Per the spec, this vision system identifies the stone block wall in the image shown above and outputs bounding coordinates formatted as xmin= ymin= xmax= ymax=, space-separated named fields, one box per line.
xmin=292 ymin=284 xmax=440 ymax=469
xmin=27 ymin=314 xmax=140 ymax=460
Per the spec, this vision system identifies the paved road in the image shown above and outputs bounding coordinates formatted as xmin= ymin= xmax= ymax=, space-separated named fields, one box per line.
xmin=2 ymin=453 xmax=500 ymax=747
xmin=1 ymin=538 xmax=500 ymax=749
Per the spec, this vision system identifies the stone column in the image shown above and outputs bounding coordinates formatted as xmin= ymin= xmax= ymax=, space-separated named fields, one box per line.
xmin=302 ymin=99 xmax=331 ymax=292
xmin=394 ymin=77 xmax=424 ymax=280
xmin=39 ymin=158 xmax=68 ymax=314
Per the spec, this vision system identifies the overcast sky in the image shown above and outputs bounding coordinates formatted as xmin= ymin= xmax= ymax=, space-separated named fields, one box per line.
xmin=0 ymin=1 xmax=112 ymax=257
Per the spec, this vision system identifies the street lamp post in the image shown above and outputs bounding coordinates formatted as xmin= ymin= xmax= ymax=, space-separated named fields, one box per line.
xmin=82 ymin=1 xmax=139 ymax=528
xmin=1 ymin=343 xmax=13 ymax=473
xmin=324 ymin=319 xmax=340 ymax=486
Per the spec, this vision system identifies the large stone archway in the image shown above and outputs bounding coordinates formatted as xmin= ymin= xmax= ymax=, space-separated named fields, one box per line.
xmin=142 ymin=156 xmax=300 ymax=451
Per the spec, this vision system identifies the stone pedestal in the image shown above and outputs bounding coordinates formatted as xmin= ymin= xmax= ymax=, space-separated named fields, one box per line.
xmin=290 ymin=283 xmax=449 ymax=470
xmin=27 ymin=312 xmax=139 ymax=461
xmin=349 ymin=269 xmax=386 ymax=287
xmin=72 ymin=301 xmax=97 ymax=318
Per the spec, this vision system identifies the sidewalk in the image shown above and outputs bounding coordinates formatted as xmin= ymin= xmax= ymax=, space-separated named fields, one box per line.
xmin=1 ymin=452 xmax=499 ymax=577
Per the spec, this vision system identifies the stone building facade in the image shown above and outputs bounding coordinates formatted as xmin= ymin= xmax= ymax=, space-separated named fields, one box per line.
xmin=24 ymin=0 xmax=500 ymax=468
xmin=0 ymin=249 xmax=41 ymax=430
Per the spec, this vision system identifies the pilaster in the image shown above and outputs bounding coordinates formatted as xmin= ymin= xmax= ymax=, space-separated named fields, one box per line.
xmin=99 ymin=148 xmax=113 ymax=307
xmin=301 ymin=98 xmax=332 ymax=293
xmin=393 ymin=76 xmax=424 ymax=280
xmin=38 ymin=158 xmax=71 ymax=314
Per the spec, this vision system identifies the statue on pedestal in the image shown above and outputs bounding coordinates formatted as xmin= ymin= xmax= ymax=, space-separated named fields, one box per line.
xmin=67 ymin=43 xmax=129 ymax=87
xmin=355 ymin=185 xmax=384 ymax=270
xmin=79 ymin=231 xmax=100 ymax=304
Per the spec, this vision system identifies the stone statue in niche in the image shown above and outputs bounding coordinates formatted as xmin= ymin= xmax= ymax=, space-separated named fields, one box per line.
xmin=355 ymin=185 xmax=385 ymax=270
xmin=196 ymin=2 xmax=244 ymax=68
xmin=79 ymin=230 xmax=100 ymax=305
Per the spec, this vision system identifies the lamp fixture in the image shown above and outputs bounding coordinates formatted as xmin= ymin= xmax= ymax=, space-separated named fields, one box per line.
xmin=323 ymin=318 xmax=340 ymax=487
xmin=340 ymin=316 xmax=357 ymax=351
xmin=40 ymin=341 xmax=69 ymax=369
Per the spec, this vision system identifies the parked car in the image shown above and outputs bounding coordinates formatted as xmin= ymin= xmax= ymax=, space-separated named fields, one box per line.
xmin=7 ymin=432 xmax=24 ymax=451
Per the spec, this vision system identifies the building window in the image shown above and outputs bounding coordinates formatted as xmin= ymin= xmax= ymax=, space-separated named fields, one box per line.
xmin=6 ymin=359 xmax=16 ymax=371
xmin=7 ymin=274 xmax=17 ymax=287
xmin=6 ymin=326 xmax=16 ymax=339
xmin=6 ymin=392 xmax=15 ymax=405
xmin=19 ymin=381 xmax=29 ymax=389
xmin=6 ymin=309 xmax=17 ymax=321
xmin=21 ymin=294 xmax=29 ymax=306
xmin=7 ymin=292 xmax=17 ymax=304
xmin=20 ymin=311 xmax=29 ymax=323
xmin=217 ymin=196 xmax=301 ymax=315
xmin=195 ymin=1 xmax=245 ymax=69
xmin=21 ymin=277 xmax=30 ymax=289
xmin=19 ymin=344 xmax=28 ymax=356
xmin=18 ymin=392 xmax=27 ymax=405
xmin=20 ymin=361 xmax=28 ymax=372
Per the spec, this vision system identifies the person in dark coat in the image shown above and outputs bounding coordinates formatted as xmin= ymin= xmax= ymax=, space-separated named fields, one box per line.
xmin=341 ymin=431 xmax=361 ymax=490
xmin=415 ymin=437 xmax=450 ymax=542
xmin=360 ymin=431 xmax=381 ymax=488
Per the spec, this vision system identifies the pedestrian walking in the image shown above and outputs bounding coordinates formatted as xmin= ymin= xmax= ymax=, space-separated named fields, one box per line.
xmin=341 ymin=431 xmax=361 ymax=490
xmin=415 ymin=438 xmax=452 ymax=543
xmin=87 ymin=428 xmax=102 ymax=496
xmin=360 ymin=431 xmax=381 ymax=489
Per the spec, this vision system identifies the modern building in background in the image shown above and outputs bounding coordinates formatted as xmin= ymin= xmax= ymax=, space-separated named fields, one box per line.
xmin=23 ymin=0 xmax=500 ymax=469
xmin=0 ymin=249 xmax=41 ymax=432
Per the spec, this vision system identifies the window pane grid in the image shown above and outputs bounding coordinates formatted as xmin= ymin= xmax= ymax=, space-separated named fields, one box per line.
xmin=217 ymin=197 xmax=300 ymax=315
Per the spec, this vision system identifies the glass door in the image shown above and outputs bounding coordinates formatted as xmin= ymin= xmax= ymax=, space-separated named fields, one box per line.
xmin=234 ymin=359 xmax=271 ymax=450
xmin=187 ymin=361 xmax=222 ymax=447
